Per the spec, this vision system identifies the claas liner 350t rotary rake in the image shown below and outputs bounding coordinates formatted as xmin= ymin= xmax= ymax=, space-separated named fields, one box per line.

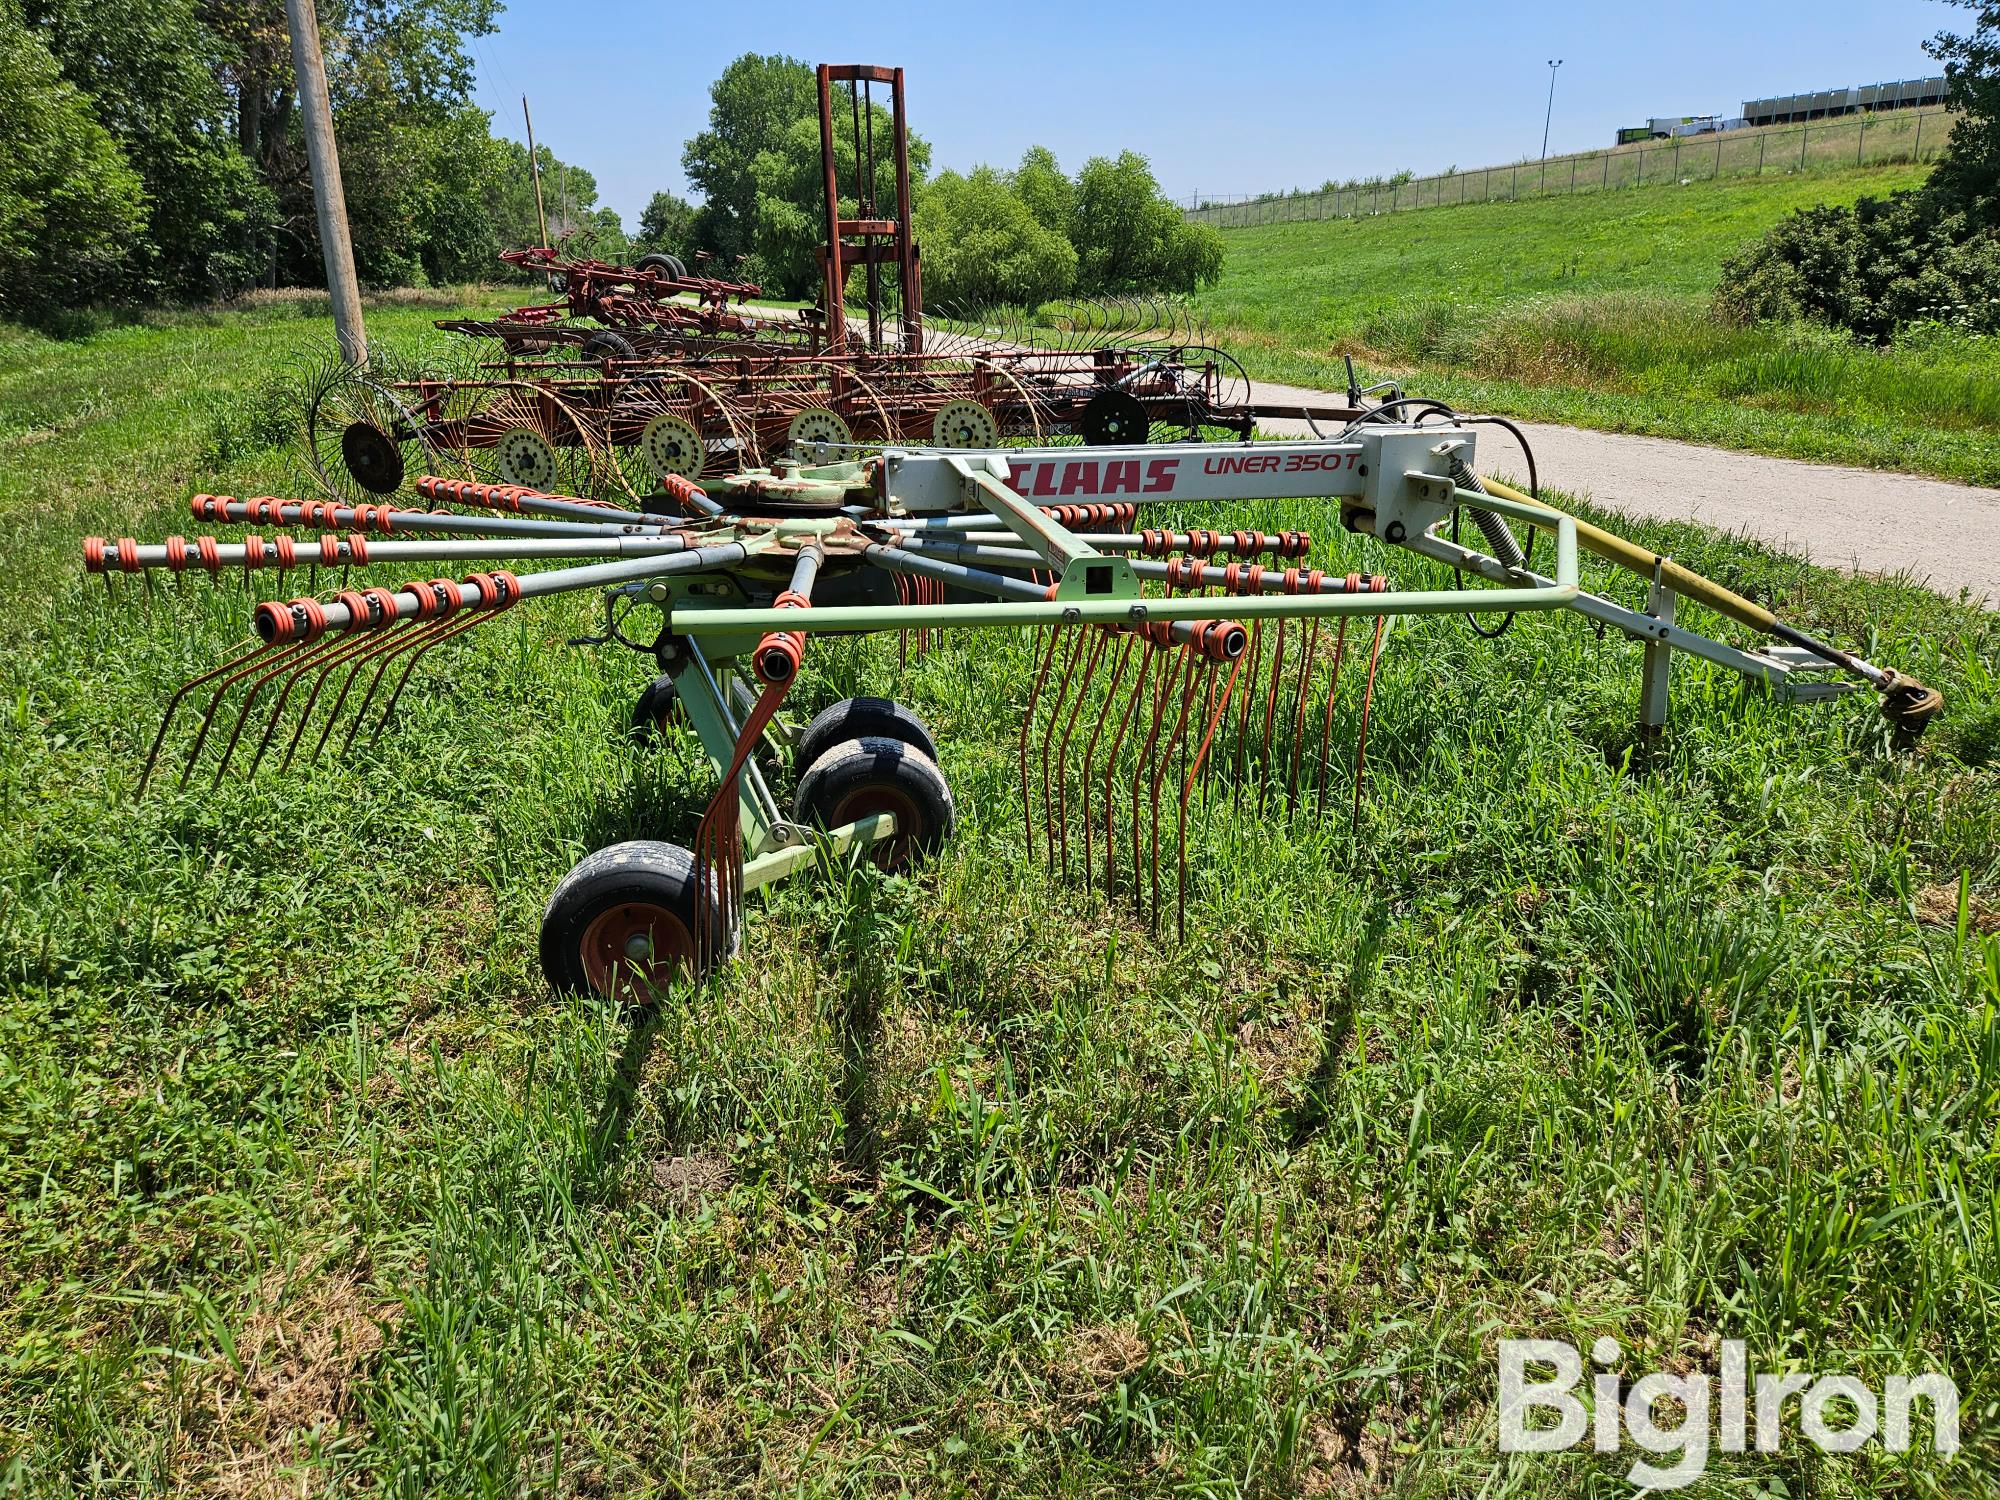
xmin=85 ymin=416 xmax=1942 ymax=999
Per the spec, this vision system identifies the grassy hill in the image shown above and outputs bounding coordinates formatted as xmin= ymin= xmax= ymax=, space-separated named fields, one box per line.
xmin=1192 ymin=163 xmax=2000 ymax=485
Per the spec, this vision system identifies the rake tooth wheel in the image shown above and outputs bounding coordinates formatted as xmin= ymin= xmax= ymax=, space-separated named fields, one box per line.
xmin=785 ymin=407 xmax=855 ymax=459
xmin=931 ymin=398 xmax=999 ymax=449
xmin=455 ymin=378 xmax=613 ymax=499
xmin=301 ymin=357 xmax=445 ymax=503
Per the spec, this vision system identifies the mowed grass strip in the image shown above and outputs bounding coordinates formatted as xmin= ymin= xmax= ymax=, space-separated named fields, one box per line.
xmin=1190 ymin=164 xmax=2000 ymax=485
xmin=1 ymin=303 xmax=1997 ymax=1494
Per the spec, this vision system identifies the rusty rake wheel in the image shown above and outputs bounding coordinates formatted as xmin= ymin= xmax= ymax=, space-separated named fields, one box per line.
xmin=454 ymin=379 xmax=613 ymax=500
xmin=607 ymin=365 xmax=760 ymax=497
xmin=301 ymin=356 xmax=445 ymax=505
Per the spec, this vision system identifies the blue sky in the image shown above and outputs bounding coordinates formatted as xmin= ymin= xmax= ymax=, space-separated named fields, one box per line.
xmin=467 ymin=0 xmax=1954 ymax=225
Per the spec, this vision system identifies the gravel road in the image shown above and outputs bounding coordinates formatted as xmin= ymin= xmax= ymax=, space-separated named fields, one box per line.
xmin=1248 ymin=378 xmax=2000 ymax=607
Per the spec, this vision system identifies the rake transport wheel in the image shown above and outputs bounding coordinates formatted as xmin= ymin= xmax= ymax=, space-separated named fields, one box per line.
xmin=302 ymin=359 xmax=439 ymax=502
xmin=540 ymin=841 xmax=726 ymax=999
xmin=793 ymin=736 xmax=955 ymax=872
xmin=629 ymin=672 xmax=684 ymax=742
xmin=793 ymin=697 xmax=939 ymax=777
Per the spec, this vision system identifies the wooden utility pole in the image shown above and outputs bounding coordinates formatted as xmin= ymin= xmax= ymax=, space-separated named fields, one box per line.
xmin=283 ymin=0 xmax=366 ymax=365
xmin=522 ymin=95 xmax=549 ymax=246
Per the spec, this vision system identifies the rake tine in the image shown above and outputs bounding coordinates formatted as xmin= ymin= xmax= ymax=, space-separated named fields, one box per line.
xmin=206 ymin=638 xmax=346 ymax=790
xmin=1260 ymin=619 xmax=1288 ymax=799
xmin=1148 ymin=651 xmax=1200 ymax=929
xmin=242 ymin=631 xmax=371 ymax=778
xmin=309 ymin=620 xmax=444 ymax=764
xmin=1178 ymin=655 xmax=1244 ymax=942
xmin=138 ymin=639 xmax=269 ymax=796
xmin=1315 ymin=618 xmax=1352 ymax=807
xmin=1039 ymin=627 xmax=1087 ymax=866
xmin=1079 ymin=632 xmax=1133 ymax=895
xmin=1020 ymin=626 xmax=1061 ymax=867
xmin=1102 ymin=639 xmax=1153 ymax=895
xmin=339 ymin=617 xmax=458 ymax=752
xmin=1129 ymin=645 xmax=1178 ymax=925
xmin=278 ymin=624 xmax=402 ymax=772
xmin=1053 ymin=629 xmax=1107 ymax=881
xmin=1286 ymin=619 xmax=1322 ymax=814
xmin=368 ymin=609 xmax=496 ymax=745
xmin=1233 ymin=617 xmax=1262 ymax=814
xmin=1353 ymin=615 xmax=1388 ymax=827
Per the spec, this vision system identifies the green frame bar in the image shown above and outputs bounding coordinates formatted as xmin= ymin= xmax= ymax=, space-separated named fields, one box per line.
xmin=672 ymin=495 xmax=1577 ymax=636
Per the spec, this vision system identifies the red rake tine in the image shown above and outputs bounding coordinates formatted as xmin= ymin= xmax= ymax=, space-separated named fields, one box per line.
xmin=1129 ymin=646 xmax=1179 ymax=924
xmin=308 ymin=620 xmax=448 ymax=764
xmin=243 ymin=630 xmax=380 ymax=778
xmin=1079 ymin=632 xmax=1133 ymax=895
xmin=206 ymin=638 xmax=352 ymax=790
xmin=368 ymin=609 xmax=500 ymax=745
xmin=138 ymin=639 xmax=269 ymax=797
xmin=1178 ymin=655 xmax=1243 ymax=942
xmin=1315 ymin=619 xmax=1351 ymax=807
xmin=1286 ymin=619 xmax=1322 ymax=814
xmin=1019 ymin=626 xmax=1061 ymax=867
xmin=1148 ymin=651 xmax=1200 ymax=930
xmin=1353 ymin=615 xmax=1388 ymax=827
xmin=1039 ymin=628 xmax=1088 ymax=869
xmin=1101 ymin=639 xmax=1154 ymax=896
xmin=1052 ymin=629 xmax=1106 ymax=882
xmin=278 ymin=625 xmax=407 ymax=773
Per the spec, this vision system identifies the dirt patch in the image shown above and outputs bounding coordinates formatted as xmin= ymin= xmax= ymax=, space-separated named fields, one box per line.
xmin=1915 ymin=880 xmax=2000 ymax=934
xmin=204 ymin=1259 xmax=396 ymax=1498
xmin=648 ymin=1151 xmax=733 ymax=1208
xmin=1051 ymin=1323 xmax=1148 ymax=1405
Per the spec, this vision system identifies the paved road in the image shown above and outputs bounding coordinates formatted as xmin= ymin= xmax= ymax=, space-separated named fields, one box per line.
xmin=1249 ymin=378 xmax=2000 ymax=607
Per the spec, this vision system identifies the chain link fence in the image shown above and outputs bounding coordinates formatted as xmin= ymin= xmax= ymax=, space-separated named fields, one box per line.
xmin=1185 ymin=108 xmax=1953 ymax=228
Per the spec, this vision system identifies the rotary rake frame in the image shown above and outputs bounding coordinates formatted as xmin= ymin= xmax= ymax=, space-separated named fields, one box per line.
xmin=85 ymin=412 xmax=1941 ymax=1001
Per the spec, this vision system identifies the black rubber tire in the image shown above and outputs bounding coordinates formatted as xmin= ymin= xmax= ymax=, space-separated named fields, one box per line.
xmin=792 ymin=697 xmax=938 ymax=780
xmin=539 ymin=840 xmax=726 ymax=998
xmin=628 ymin=673 xmax=682 ymax=742
xmin=636 ymin=252 xmax=688 ymax=281
xmin=793 ymin=736 xmax=955 ymax=871
xmin=581 ymin=330 xmax=639 ymax=362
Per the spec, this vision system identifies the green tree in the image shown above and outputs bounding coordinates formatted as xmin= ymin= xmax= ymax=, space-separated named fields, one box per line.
xmin=635 ymin=191 xmax=697 ymax=256
xmin=1070 ymin=151 xmax=1222 ymax=295
xmin=25 ymin=0 xmax=273 ymax=299
xmin=682 ymin=53 xmax=817 ymax=264
xmin=914 ymin=166 xmax=1075 ymax=310
xmin=1014 ymin=145 xmax=1075 ymax=237
xmin=0 ymin=1 xmax=147 ymax=318
xmin=1928 ymin=0 xmax=2000 ymax=216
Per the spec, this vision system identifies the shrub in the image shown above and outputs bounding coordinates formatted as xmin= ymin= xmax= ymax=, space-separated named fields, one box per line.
xmin=915 ymin=167 xmax=1077 ymax=310
xmin=1716 ymin=190 xmax=2000 ymax=339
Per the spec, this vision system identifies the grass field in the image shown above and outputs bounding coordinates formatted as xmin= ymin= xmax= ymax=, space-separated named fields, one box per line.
xmin=3 ymin=299 xmax=2000 ymax=1495
xmin=1188 ymin=164 xmax=2000 ymax=487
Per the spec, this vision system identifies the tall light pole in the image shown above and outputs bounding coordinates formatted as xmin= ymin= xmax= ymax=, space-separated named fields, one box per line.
xmin=1541 ymin=58 xmax=1564 ymax=161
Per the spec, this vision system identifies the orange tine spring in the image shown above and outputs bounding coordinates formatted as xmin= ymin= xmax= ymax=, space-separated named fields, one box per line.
xmin=1078 ymin=632 xmax=1134 ymax=894
xmin=1018 ymin=626 xmax=1062 ymax=867
xmin=1352 ymin=614 xmax=1388 ymax=826
xmin=1039 ymin=628 xmax=1089 ymax=869
xmin=1286 ymin=619 xmax=1322 ymax=814
xmin=138 ymin=639 xmax=273 ymax=796
xmin=205 ymin=634 xmax=359 ymax=789
xmin=1147 ymin=650 xmax=1201 ymax=929
xmin=1101 ymin=638 xmax=1155 ymax=896
xmin=1128 ymin=645 xmax=1180 ymax=920
xmin=1052 ymin=629 xmax=1107 ymax=881
xmin=1178 ymin=654 xmax=1244 ymax=942
xmin=1314 ymin=619 xmax=1352 ymax=807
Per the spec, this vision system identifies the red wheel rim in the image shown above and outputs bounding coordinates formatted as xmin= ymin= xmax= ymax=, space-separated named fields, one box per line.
xmin=830 ymin=784 xmax=923 ymax=869
xmin=579 ymin=901 xmax=695 ymax=999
